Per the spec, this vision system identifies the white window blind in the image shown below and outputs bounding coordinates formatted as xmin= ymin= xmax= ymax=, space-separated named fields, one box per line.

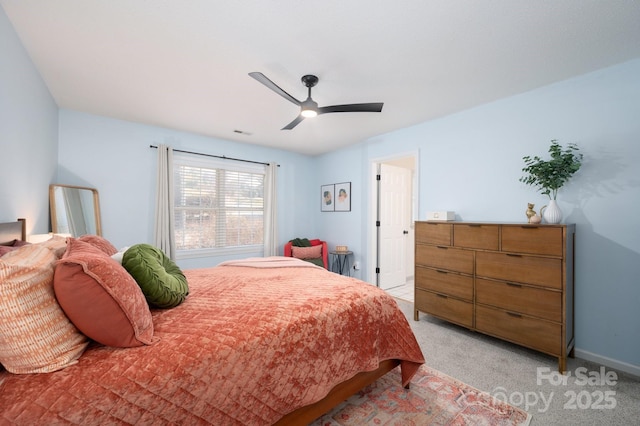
xmin=173 ymin=152 xmax=265 ymax=252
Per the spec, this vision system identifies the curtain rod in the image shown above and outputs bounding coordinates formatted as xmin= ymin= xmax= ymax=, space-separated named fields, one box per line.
xmin=149 ymin=145 xmax=279 ymax=167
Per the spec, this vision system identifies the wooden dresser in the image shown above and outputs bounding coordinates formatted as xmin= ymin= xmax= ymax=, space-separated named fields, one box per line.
xmin=414 ymin=221 xmax=575 ymax=372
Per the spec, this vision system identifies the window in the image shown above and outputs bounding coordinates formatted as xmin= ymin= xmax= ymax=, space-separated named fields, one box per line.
xmin=173 ymin=152 xmax=265 ymax=254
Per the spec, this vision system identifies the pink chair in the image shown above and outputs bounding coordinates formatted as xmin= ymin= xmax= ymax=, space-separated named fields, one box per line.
xmin=284 ymin=239 xmax=329 ymax=269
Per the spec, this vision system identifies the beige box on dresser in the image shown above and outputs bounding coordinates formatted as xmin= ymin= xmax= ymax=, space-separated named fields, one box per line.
xmin=414 ymin=221 xmax=575 ymax=372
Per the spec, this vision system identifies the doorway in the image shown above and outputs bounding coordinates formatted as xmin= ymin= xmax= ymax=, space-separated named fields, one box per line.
xmin=368 ymin=153 xmax=418 ymax=301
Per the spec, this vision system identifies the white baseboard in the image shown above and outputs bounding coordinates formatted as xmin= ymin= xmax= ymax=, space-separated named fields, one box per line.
xmin=574 ymin=348 xmax=640 ymax=378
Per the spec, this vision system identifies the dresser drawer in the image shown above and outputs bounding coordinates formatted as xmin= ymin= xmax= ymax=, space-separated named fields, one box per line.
xmin=476 ymin=305 xmax=561 ymax=355
xmin=453 ymin=224 xmax=499 ymax=250
xmin=415 ymin=222 xmax=451 ymax=246
xmin=476 ymin=278 xmax=561 ymax=321
xmin=416 ymin=289 xmax=473 ymax=328
xmin=501 ymin=226 xmax=563 ymax=257
xmin=416 ymin=266 xmax=473 ymax=301
xmin=416 ymin=244 xmax=473 ymax=274
xmin=476 ymin=251 xmax=562 ymax=289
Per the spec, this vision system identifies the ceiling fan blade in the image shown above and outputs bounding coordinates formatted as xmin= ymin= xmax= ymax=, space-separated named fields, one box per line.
xmin=318 ymin=102 xmax=384 ymax=114
xmin=249 ymin=72 xmax=301 ymax=106
xmin=282 ymin=115 xmax=305 ymax=130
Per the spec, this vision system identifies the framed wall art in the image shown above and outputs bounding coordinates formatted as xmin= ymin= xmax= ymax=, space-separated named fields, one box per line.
xmin=335 ymin=182 xmax=351 ymax=212
xmin=321 ymin=184 xmax=335 ymax=211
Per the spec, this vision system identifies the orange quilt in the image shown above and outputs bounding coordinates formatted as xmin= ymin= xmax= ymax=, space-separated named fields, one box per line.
xmin=0 ymin=258 xmax=424 ymax=425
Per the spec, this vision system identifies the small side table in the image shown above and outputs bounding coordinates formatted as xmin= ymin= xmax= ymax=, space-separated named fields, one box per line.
xmin=330 ymin=250 xmax=353 ymax=276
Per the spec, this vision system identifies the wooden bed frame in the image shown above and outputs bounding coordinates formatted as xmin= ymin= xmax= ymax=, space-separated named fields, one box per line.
xmin=0 ymin=218 xmax=26 ymax=245
xmin=275 ymin=358 xmax=401 ymax=425
xmin=0 ymin=218 xmax=403 ymax=425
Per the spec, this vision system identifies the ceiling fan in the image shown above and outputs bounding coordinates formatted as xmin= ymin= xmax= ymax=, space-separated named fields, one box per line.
xmin=249 ymin=72 xmax=384 ymax=130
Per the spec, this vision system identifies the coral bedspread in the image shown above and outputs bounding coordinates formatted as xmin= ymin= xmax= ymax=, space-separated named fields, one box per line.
xmin=0 ymin=257 xmax=424 ymax=425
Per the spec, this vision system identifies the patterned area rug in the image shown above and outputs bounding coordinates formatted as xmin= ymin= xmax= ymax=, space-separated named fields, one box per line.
xmin=310 ymin=365 xmax=532 ymax=425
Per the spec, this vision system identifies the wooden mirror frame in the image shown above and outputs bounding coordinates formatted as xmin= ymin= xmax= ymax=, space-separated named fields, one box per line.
xmin=49 ymin=184 xmax=102 ymax=236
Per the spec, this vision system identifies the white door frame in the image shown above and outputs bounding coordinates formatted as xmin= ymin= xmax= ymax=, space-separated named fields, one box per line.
xmin=366 ymin=150 xmax=420 ymax=285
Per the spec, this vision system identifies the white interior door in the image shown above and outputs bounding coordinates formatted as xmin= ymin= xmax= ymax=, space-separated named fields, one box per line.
xmin=378 ymin=164 xmax=411 ymax=290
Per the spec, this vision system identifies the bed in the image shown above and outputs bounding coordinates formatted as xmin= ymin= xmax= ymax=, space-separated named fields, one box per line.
xmin=0 ymin=219 xmax=424 ymax=425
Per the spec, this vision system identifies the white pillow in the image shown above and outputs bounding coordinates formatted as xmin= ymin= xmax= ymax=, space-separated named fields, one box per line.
xmin=111 ymin=246 xmax=130 ymax=264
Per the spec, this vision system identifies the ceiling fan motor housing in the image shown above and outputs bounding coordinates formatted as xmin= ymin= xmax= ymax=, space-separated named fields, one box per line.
xmin=301 ymin=75 xmax=319 ymax=88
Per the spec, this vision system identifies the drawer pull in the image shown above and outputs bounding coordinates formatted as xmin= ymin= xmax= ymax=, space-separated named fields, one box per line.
xmin=506 ymin=282 xmax=522 ymax=288
xmin=506 ymin=253 xmax=523 ymax=257
xmin=436 ymin=246 xmax=449 ymax=249
xmin=436 ymin=269 xmax=448 ymax=274
xmin=506 ymin=311 xmax=522 ymax=318
xmin=436 ymin=294 xmax=448 ymax=299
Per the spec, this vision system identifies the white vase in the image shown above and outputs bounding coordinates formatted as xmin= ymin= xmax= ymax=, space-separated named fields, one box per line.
xmin=541 ymin=200 xmax=562 ymax=224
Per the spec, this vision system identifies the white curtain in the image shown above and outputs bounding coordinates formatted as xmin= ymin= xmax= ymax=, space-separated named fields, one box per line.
xmin=154 ymin=144 xmax=176 ymax=259
xmin=263 ymin=162 xmax=278 ymax=257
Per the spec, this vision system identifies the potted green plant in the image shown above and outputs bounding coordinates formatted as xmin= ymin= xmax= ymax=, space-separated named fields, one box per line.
xmin=520 ymin=140 xmax=582 ymax=223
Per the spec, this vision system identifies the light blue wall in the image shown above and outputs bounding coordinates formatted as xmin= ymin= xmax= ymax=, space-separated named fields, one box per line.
xmin=317 ymin=59 xmax=640 ymax=371
xmin=0 ymin=6 xmax=58 ymax=233
xmin=57 ymin=110 xmax=317 ymax=269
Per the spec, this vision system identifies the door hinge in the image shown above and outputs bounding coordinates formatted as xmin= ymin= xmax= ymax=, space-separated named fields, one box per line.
xmin=376 ymin=174 xmax=381 ymax=181
xmin=375 ymin=267 xmax=380 ymax=274
xmin=376 ymin=220 xmax=380 ymax=227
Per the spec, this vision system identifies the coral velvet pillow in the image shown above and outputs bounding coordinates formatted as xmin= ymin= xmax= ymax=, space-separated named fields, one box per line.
xmin=291 ymin=244 xmax=323 ymax=260
xmin=78 ymin=234 xmax=118 ymax=256
xmin=0 ymin=245 xmax=88 ymax=374
xmin=54 ymin=238 xmax=157 ymax=348
xmin=0 ymin=239 xmax=30 ymax=257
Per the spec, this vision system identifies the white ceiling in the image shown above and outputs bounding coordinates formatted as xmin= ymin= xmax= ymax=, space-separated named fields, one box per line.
xmin=3 ymin=1 xmax=640 ymax=156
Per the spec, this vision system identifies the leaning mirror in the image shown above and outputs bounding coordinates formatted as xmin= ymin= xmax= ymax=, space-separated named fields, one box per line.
xmin=50 ymin=184 xmax=102 ymax=237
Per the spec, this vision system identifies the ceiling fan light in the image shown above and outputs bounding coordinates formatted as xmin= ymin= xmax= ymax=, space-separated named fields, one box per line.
xmin=301 ymin=108 xmax=318 ymax=118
